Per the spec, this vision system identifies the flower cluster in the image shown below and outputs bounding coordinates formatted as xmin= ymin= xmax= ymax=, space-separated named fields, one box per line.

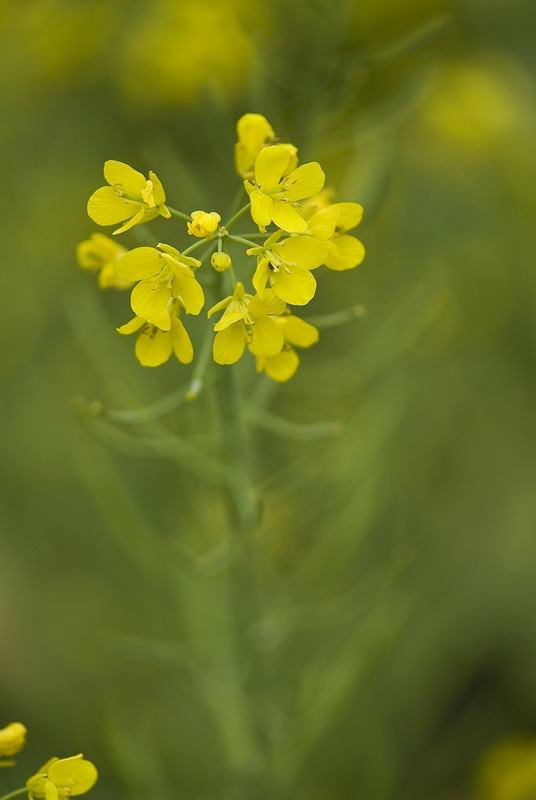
xmin=0 ymin=721 xmax=97 ymax=800
xmin=78 ymin=113 xmax=365 ymax=382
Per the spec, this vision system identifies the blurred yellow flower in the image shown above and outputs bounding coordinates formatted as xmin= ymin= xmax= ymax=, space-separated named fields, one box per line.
xmin=247 ymin=231 xmax=326 ymax=305
xmin=187 ymin=211 xmax=221 ymax=239
xmin=235 ymin=113 xmax=276 ymax=179
xmin=76 ymin=233 xmax=131 ymax=290
xmin=26 ymin=755 xmax=97 ymax=800
xmin=115 ymin=244 xmax=204 ymax=322
xmin=256 ymin=314 xmax=319 ymax=382
xmin=245 ymin=145 xmax=325 ymax=233
xmin=87 ymin=161 xmax=171 ymax=235
xmin=207 ymin=283 xmax=286 ymax=365
xmin=118 ymin=302 xmax=193 ymax=367
xmin=474 ymin=737 xmax=536 ymax=800
xmin=0 ymin=722 xmax=27 ymax=766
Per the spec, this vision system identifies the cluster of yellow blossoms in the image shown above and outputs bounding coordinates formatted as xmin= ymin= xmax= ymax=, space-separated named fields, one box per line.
xmin=77 ymin=114 xmax=365 ymax=382
xmin=0 ymin=722 xmax=97 ymax=800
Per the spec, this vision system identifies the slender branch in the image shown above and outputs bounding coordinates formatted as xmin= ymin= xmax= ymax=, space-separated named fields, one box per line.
xmin=186 ymin=329 xmax=215 ymax=401
xmin=167 ymin=206 xmax=192 ymax=222
xmin=0 ymin=788 xmax=27 ymax=800
xmin=227 ymin=234 xmax=259 ymax=248
xmin=305 ymin=304 xmax=367 ymax=329
xmin=225 ymin=203 xmax=251 ymax=230
xmin=181 ymin=239 xmax=209 ymax=257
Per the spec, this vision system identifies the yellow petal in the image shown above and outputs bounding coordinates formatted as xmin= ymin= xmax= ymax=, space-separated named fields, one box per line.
xmin=306 ymin=205 xmax=340 ymax=240
xmin=237 ymin=113 xmax=275 ymax=152
xmin=113 ymin=206 xmax=157 ymax=235
xmin=148 ymin=171 xmax=166 ymax=205
xmin=170 ymin=317 xmax=193 ymax=364
xmin=270 ymin=267 xmax=317 ymax=305
xmin=48 ymin=756 xmax=98 ymax=797
xmin=117 ymin=316 xmax=145 ymax=335
xmin=45 ymin=781 xmax=58 ymax=800
xmin=271 ymin=201 xmax=308 ymax=233
xmin=87 ymin=187 xmax=132 ymax=226
xmin=173 ymin=271 xmax=205 ymax=315
xmin=284 ymin=162 xmax=325 ymax=202
xmin=150 ymin=308 xmax=172 ymax=330
xmin=280 ymin=143 xmax=299 ymax=174
xmin=248 ymin=315 xmax=285 ymax=357
xmin=250 ymin=190 xmax=274 ymax=231
xmin=263 ymin=348 xmax=300 ymax=382
xmin=116 ymin=247 xmax=163 ymax=280
xmin=213 ymin=324 xmax=246 ymax=365
xmin=255 ymin=145 xmax=290 ymax=188
xmin=332 ymin=202 xmax=363 ymax=232
xmin=279 ymin=315 xmax=319 ymax=347
xmin=104 ymin=161 xmax=146 ymax=195
xmin=324 ymin=235 xmax=365 ymax=271
xmin=135 ymin=327 xmax=173 ymax=367
xmin=275 ymin=236 xmax=327 ymax=269
xmin=252 ymin=258 xmax=270 ymax=297
xmin=249 ymin=289 xmax=286 ymax=316
xmin=131 ymin=279 xmax=171 ymax=320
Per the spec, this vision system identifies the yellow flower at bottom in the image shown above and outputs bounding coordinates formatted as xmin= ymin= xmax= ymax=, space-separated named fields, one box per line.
xmin=26 ymin=755 xmax=97 ymax=800
xmin=76 ymin=234 xmax=130 ymax=289
xmin=207 ymin=283 xmax=286 ymax=365
xmin=118 ymin=302 xmax=194 ymax=367
xmin=256 ymin=314 xmax=319 ymax=382
xmin=0 ymin=722 xmax=27 ymax=766
xmin=474 ymin=737 xmax=536 ymax=800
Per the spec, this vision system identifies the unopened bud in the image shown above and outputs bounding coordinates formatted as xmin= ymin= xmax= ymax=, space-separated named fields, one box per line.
xmin=187 ymin=210 xmax=221 ymax=239
xmin=211 ymin=252 xmax=232 ymax=272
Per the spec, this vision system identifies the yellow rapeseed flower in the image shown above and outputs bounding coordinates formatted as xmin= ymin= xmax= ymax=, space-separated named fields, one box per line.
xmin=87 ymin=160 xmax=171 ymax=235
xmin=0 ymin=722 xmax=27 ymax=766
xmin=117 ymin=301 xmax=194 ymax=367
xmin=76 ymin=233 xmax=131 ymax=289
xmin=247 ymin=231 xmax=326 ymax=305
xmin=256 ymin=314 xmax=319 ymax=382
xmin=303 ymin=201 xmax=365 ymax=271
xmin=474 ymin=737 xmax=536 ymax=800
xmin=245 ymin=145 xmax=325 ymax=233
xmin=207 ymin=283 xmax=286 ymax=365
xmin=26 ymin=755 xmax=97 ymax=800
xmin=115 ymin=244 xmax=205 ymax=322
xmin=187 ymin=210 xmax=221 ymax=239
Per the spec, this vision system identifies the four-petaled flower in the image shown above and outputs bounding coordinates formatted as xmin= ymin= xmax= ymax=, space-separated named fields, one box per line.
xmin=256 ymin=314 xmax=319 ymax=382
xmin=117 ymin=300 xmax=194 ymax=367
xmin=26 ymin=755 xmax=98 ymax=800
xmin=247 ymin=231 xmax=326 ymax=305
xmin=87 ymin=160 xmax=171 ymax=235
xmin=207 ymin=283 xmax=286 ymax=365
xmin=115 ymin=243 xmax=205 ymax=322
xmin=303 ymin=201 xmax=365 ymax=271
xmin=76 ymin=233 xmax=131 ymax=289
xmin=245 ymin=145 xmax=325 ymax=233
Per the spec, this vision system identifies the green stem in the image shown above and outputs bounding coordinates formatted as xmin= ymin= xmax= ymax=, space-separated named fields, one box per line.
xmin=185 ymin=329 xmax=215 ymax=401
xmin=167 ymin=206 xmax=192 ymax=222
xmin=225 ymin=203 xmax=251 ymax=230
xmin=0 ymin=788 xmax=27 ymax=800
xmin=305 ymin=304 xmax=367 ymax=329
xmin=181 ymin=239 xmax=208 ymax=256
xmin=227 ymin=234 xmax=259 ymax=248
xmin=232 ymin=232 xmax=266 ymax=240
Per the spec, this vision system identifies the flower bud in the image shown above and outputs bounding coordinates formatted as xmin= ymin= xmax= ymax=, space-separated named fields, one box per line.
xmin=0 ymin=722 xmax=27 ymax=757
xmin=187 ymin=211 xmax=221 ymax=239
xmin=211 ymin=252 xmax=232 ymax=272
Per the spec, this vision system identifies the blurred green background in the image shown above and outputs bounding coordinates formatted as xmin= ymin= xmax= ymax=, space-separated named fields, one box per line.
xmin=2 ymin=0 xmax=536 ymax=798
